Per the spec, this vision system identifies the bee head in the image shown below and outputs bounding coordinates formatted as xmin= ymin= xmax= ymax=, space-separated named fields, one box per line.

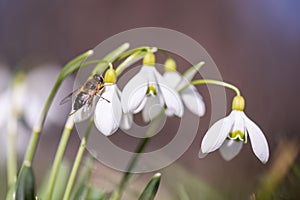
xmin=94 ymin=74 xmax=104 ymax=84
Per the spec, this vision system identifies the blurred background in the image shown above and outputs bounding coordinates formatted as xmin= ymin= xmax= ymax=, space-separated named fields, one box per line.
xmin=1 ymin=0 xmax=300 ymax=199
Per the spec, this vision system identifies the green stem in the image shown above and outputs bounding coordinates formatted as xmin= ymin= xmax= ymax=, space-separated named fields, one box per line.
xmin=22 ymin=50 xmax=94 ymax=168
xmin=180 ymin=79 xmax=241 ymax=96
xmin=6 ymin=107 xmax=18 ymax=188
xmin=110 ymin=112 xmax=164 ymax=200
xmin=115 ymin=46 xmax=151 ymax=61
xmin=23 ymin=78 xmax=63 ymax=167
xmin=63 ymin=118 xmax=94 ymax=200
xmin=45 ymin=115 xmax=74 ymax=200
xmin=91 ymin=43 xmax=130 ymax=75
xmin=45 ymin=44 xmax=130 ymax=200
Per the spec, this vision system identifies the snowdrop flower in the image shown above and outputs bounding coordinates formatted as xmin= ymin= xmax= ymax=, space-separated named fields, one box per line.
xmin=0 ymin=70 xmax=29 ymax=163
xmin=25 ymin=64 xmax=71 ymax=128
xmin=121 ymin=52 xmax=183 ymax=122
xmin=163 ymin=58 xmax=205 ymax=117
xmin=200 ymin=95 xmax=269 ymax=163
xmin=94 ymin=67 xmax=132 ymax=136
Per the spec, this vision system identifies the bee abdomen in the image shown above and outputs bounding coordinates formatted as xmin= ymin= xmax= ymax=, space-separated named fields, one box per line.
xmin=73 ymin=92 xmax=89 ymax=110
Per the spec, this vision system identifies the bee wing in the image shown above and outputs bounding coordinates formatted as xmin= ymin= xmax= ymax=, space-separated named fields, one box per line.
xmin=60 ymin=88 xmax=80 ymax=105
xmin=73 ymin=96 xmax=98 ymax=122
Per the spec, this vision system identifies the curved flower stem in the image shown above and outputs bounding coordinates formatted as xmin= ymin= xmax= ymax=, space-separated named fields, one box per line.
xmin=180 ymin=79 xmax=241 ymax=96
xmin=115 ymin=47 xmax=157 ymax=76
xmin=45 ymin=115 xmax=74 ymax=200
xmin=63 ymin=118 xmax=94 ymax=200
xmin=115 ymin=46 xmax=152 ymax=61
xmin=23 ymin=78 xmax=64 ymax=167
xmin=47 ymin=43 xmax=132 ymax=200
xmin=110 ymin=112 xmax=164 ymax=200
xmin=22 ymin=50 xmax=94 ymax=168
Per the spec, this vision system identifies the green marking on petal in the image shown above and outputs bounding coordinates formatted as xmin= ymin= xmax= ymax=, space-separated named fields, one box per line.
xmin=227 ymin=130 xmax=246 ymax=142
xmin=147 ymin=85 xmax=157 ymax=96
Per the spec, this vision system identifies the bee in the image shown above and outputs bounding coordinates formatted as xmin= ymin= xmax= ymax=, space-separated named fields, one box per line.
xmin=60 ymin=74 xmax=109 ymax=115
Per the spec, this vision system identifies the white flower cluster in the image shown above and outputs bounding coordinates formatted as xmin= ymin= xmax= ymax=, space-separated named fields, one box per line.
xmin=75 ymin=52 xmax=205 ymax=137
xmin=74 ymin=51 xmax=269 ymax=163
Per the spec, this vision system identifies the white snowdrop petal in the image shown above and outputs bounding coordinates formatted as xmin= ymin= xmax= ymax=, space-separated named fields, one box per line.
xmin=160 ymin=85 xmax=183 ymax=117
xmin=163 ymin=72 xmax=182 ymax=88
xmin=0 ymin=90 xmax=10 ymax=127
xmin=116 ymin=87 xmax=133 ymax=130
xmin=181 ymin=85 xmax=205 ymax=117
xmin=120 ymin=112 xmax=133 ymax=130
xmin=219 ymin=140 xmax=243 ymax=161
xmin=94 ymin=86 xmax=122 ymax=136
xmin=154 ymin=70 xmax=183 ymax=117
xmin=243 ymin=113 xmax=269 ymax=163
xmin=133 ymin=97 xmax=147 ymax=114
xmin=142 ymin=96 xmax=162 ymax=123
xmin=201 ymin=114 xmax=234 ymax=153
xmin=24 ymin=94 xmax=43 ymax=127
xmin=121 ymin=68 xmax=148 ymax=113
xmin=198 ymin=149 xmax=208 ymax=159
xmin=13 ymin=83 xmax=27 ymax=113
xmin=232 ymin=111 xmax=245 ymax=133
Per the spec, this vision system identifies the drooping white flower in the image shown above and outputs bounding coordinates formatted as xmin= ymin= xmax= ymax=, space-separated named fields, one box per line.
xmin=121 ymin=52 xmax=184 ymax=122
xmin=25 ymin=64 xmax=72 ymax=128
xmin=94 ymin=67 xmax=132 ymax=136
xmin=199 ymin=96 xmax=269 ymax=163
xmin=163 ymin=58 xmax=205 ymax=117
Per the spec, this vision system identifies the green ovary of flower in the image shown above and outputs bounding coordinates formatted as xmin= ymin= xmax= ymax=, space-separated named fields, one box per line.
xmin=147 ymin=85 xmax=157 ymax=96
xmin=232 ymin=95 xmax=245 ymax=111
xmin=227 ymin=130 xmax=246 ymax=142
xmin=164 ymin=58 xmax=177 ymax=72
xmin=104 ymin=67 xmax=117 ymax=83
xmin=143 ymin=52 xmax=156 ymax=66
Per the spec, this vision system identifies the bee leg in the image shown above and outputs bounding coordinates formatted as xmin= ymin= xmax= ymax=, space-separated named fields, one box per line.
xmin=69 ymin=109 xmax=77 ymax=116
xmin=100 ymin=96 xmax=110 ymax=103
xmin=96 ymin=93 xmax=110 ymax=103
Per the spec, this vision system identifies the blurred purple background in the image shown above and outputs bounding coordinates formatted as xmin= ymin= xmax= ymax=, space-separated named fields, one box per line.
xmin=0 ymin=0 xmax=300 ymax=199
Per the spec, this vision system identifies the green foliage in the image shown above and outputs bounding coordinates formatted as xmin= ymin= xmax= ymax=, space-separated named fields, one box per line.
xmin=138 ymin=173 xmax=161 ymax=200
xmin=16 ymin=166 xmax=35 ymax=200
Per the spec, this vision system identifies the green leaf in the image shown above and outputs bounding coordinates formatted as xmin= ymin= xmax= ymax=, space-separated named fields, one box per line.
xmin=52 ymin=161 xmax=70 ymax=200
xmin=176 ymin=62 xmax=205 ymax=92
xmin=16 ymin=166 xmax=35 ymax=200
xmin=92 ymin=43 xmax=130 ymax=75
xmin=182 ymin=61 xmax=205 ymax=82
xmin=177 ymin=184 xmax=190 ymax=200
xmin=86 ymin=187 xmax=106 ymax=200
xmin=6 ymin=183 xmax=16 ymax=200
xmin=60 ymin=50 xmax=94 ymax=79
xmin=115 ymin=50 xmax=148 ymax=76
xmin=138 ymin=173 xmax=161 ymax=200
xmin=71 ymin=156 xmax=94 ymax=200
